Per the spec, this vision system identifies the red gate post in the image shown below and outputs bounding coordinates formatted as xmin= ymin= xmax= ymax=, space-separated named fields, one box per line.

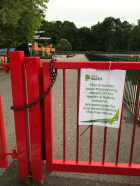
xmin=26 ymin=57 xmax=44 ymax=182
xmin=42 ymin=61 xmax=53 ymax=171
xmin=9 ymin=51 xmax=30 ymax=181
xmin=0 ymin=96 xmax=8 ymax=168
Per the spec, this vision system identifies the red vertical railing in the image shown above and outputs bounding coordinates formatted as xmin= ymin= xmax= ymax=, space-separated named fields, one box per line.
xmin=0 ymin=96 xmax=8 ymax=168
xmin=76 ymin=70 xmax=80 ymax=163
xmin=63 ymin=69 xmax=66 ymax=162
xmin=0 ymin=55 xmax=10 ymax=74
xmin=26 ymin=57 xmax=44 ymax=181
xmin=42 ymin=61 xmax=53 ymax=171
xmin=9 ymin=51 xmax=30 ymax=180
xmin=129 ymin=72 xmax=140 ymax=166
xmin=89 ymin=125 xmax=93 ymax=164
xmin=41 ymin=61 xmax=140 ymax=176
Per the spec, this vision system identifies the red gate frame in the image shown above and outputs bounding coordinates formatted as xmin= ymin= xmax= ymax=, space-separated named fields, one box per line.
xmin=0 ymin=55 xmax=10 ymax=74
xmin=0 ymin=96 xmax=8 ymax=168
xmin=2 ymin=51 xmax=140 ymax=183
xmin=43 ymin=61 xmax=140 ymax=176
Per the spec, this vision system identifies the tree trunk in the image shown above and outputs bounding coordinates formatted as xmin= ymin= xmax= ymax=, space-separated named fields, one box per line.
xmin=7 ymin=46 xmax=10 ymax=63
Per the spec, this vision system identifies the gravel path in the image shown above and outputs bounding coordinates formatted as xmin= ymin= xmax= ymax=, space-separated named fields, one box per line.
xmin=0 ymin=54 xmax=140 ymax=185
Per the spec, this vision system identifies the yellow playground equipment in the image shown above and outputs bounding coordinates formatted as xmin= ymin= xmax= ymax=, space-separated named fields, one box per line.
xmin=33 ymin=43 xmax=55 ymax=57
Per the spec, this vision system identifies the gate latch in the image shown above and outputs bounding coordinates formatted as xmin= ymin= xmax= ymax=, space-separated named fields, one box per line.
xmin=5 ymin=149 xmax=18 ymax=159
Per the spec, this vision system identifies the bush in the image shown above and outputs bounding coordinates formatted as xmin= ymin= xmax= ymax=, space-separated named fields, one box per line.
xmin=56 ymin=39 xmax=72 ymax=51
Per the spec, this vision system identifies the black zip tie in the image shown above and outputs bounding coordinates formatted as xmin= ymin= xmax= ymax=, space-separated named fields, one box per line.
xmin=80 ymin=125 xmax=93 ymax=137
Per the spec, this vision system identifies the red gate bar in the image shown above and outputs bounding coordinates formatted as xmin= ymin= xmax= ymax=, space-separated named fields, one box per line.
xmin=52 ymin=61 xmax=140 ymax=70
xmin=42 ymin=61 xmax=53 ymax=171
xmin=102 ymin=127 xmax=107 ymax=164
xmin=63 ymin=69 xmax=66 ymax=162
xmin=0 ymin=96 xmax=8 ymax=168
xmin=51 ymin=160 xmax=140 ymax=176
xmin=9 ymin=51 xmax=30 ymax=180
xmin=89 ymin=125 xmax=93 ymax=164
xmin=76 ymin=70 xmax=80 ymax=163
xmin=26 ymin=57 xmax=44 ymax=181
xmin=129 ymin=72 xmax=140 ymax=166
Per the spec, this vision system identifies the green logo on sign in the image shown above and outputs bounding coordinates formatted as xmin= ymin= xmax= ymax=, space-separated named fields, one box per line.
xmin=85 ymin=74 xmax=90 ymax=81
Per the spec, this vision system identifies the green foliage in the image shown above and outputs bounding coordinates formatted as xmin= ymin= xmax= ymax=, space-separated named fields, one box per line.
xmin=36 ymin=51 xmax=39 ymax=56
xmin=37 ymin=18 xmax=140 ymax=52
xmin=0 ymin=0 xmax=49 ymax=51
xmin=42 ymin=51 xmax=45 ymax=57
xmin=1 ymin=8 xmax=140 ymax=53
xmin=56 ymin=39 xmax=72 ymax=51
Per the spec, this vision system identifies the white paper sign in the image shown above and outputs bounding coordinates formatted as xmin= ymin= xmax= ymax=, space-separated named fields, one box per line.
xmin=79 ymin=69 xmax=126 ymax=128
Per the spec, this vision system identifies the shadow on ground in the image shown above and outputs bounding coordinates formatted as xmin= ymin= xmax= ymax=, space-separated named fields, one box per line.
xmin=0 ymin=160 xmax=139 ymax=186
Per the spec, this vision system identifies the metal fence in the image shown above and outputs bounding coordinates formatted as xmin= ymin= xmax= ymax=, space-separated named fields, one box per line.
xmin=85 ymin=52 xmax=140 ymax=121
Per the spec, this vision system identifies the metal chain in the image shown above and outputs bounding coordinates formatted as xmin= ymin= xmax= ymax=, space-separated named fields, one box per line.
xmin=11 ymin=58 xmax=57 ymax=111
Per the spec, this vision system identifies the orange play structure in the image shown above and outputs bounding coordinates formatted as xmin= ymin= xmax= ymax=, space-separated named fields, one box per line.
xmin=33 ymin=43 xmax=55 ymax=56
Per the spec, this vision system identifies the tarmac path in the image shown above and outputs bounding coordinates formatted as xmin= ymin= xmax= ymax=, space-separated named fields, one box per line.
xmin=0 ymin=54 xmax=140 ymax=185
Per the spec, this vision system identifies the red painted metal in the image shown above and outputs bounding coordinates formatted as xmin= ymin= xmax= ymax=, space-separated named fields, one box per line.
xmin=89 ymin=125 xmax=93 ymax=164
xmin=9 ymin=51 xmax=30 ymax=180
xmin=0 ymin=96 xmax=8 ymax=168
xmin=5 ymin=149 xmax=18 ymax=159
xmin=0 ymin=55 xmax=10 ymax=74
xmin=51 ymin=160 xmax=140 ymax=176
xmin=0 ymin=56 xmax=4 ymax=72
xmin=26 ymin=57 xmax=44 ymax=181
xmin=129 ymin=72 xmax=140 ymax=166
xmin=52 ymin=61 xmax=140 ymax=70
xmin=116 ymin=75 xmax=126 ymax=165
xmin=102 ymin=127 xmax=107 ymax=164
xmin=2 ymin=55 xmax=140 ymax=180
xmin=76 ymin=70 xmax=80 ymax=163
xmin=63 ymin=69 xmax=66 ymax=162
xmin=42 ymin=61 xmax=53 ymax=171
xmin=42 ymin=60 xmax=140 ymax=177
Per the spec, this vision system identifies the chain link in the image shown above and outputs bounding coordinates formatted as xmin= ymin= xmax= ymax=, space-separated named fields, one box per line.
xmin=11 ymin=58 xmax=57 ymax=111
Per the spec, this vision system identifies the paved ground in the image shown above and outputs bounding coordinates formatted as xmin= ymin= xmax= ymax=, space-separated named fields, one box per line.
xmin=0 ymin=54 xmax=140 ymax=185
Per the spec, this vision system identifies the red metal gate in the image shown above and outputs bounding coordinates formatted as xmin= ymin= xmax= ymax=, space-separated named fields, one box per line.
xmin=1 ymin=51 xmax=140 ymax=183
xmin=43 ymin=60 xmax=140 ymax=176
xmin=0 ymin=55 xmax=10 ymax=74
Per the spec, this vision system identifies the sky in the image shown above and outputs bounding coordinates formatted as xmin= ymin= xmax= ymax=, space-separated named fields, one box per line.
xmin=45 ymin=0 xmax=140 ymax=28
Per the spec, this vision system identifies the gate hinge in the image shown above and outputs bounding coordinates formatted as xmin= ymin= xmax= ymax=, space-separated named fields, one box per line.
xmin=5 ymin=149 xmax=18 ymax=159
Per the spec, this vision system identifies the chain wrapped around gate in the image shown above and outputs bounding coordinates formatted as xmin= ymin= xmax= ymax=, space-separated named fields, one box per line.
xmin=11 ymin=58 xmax=57 ymax=111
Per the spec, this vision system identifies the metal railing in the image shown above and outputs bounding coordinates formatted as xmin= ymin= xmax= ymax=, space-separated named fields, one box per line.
xmin=85 ymin=52 xmax=140 ymax=120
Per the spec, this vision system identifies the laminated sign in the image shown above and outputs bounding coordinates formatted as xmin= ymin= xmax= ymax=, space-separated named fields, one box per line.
xmin=79 ymin=69 xmax=126 ymax=128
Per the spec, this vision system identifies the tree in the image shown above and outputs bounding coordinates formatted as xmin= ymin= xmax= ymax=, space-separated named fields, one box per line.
xmin=137 ymin=19 xmax=140 ymax=27
xmin=60 ymin=21 xmax=78 ymax=50
xmin=36 ymin=18 xmax=140 ymax=52
xmin=131 ymin=25 xmax=140 ymax=51
xmin=56 ymin=39 xmax=72 ymax=51
xmin=38 ymin=20 xmax=60 ymax=46
xmin=78 ymin=27 xmax=91 ymax=51
xmin=0 ymin=0 xmax=49 ymax=54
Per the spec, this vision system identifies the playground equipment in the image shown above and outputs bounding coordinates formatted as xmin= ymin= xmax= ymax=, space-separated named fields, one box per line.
xmin=32 ymin=43 xmax=55 ymax=57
